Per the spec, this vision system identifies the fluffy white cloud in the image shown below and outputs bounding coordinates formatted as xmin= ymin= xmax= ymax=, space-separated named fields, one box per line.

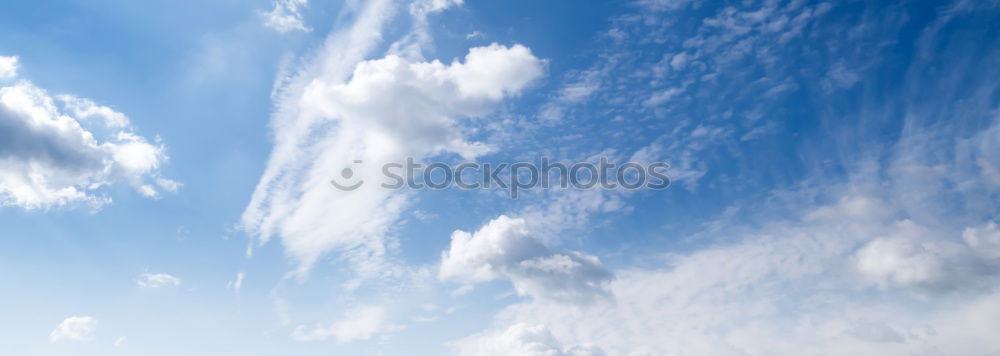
xmin=136 ymin=273 xmax=181 ymax=288
xmin=242 ymin=0 xmax=543 ymax=280
xmin=440 ymin=215 xmax=612 ymax=302
xmin=0 ymin=56 xmax=17 ymax=79
xmin=0 ymin=79 xmax=177 ymax=210
xmin=853 ymin=221 xmax=960 ymax=291
xmin=49 ymin=316 xmax=97 ymax=344
xmin=261 ymin=0 xmax=310 ymax=33
xmin=292 ymin=306 xmax=401 ymax=342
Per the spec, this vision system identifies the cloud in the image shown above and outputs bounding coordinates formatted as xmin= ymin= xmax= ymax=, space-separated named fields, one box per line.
xmin=466 ymin=31 xmax=486 ymax=40
xmin=389 ymin=0 xmax=465 ymax=60
xmin=261 ymin=0 xmax=310 ymax=33
xmin=452 ymin=191 xmax=1000 ymax=355
xmin=643 ymin=87 xmax=682 ymax=107
xmin=440 ymin=215 xmax=612 ymax=302
xmin=0 ymin=78 xmax=177 ymax=210
xmin=451 ymin=2 xmax=1000 ymax=345
xmin=242 ymin=0 xmax=544 ymax=280
xmin=453 ymin=16 xmax=1000 ymax=349
xmin=227 ymin=271 xmax=245 ymax=293
xmin=292 ymin=306 xmax=402 ymax=342
xmin=453 ymin=323 xmax=604 ymax=356
xmin=852 ymin=220 xmax=962 ymax=292
xmin=49 ymin=316 xmax=97 ymax=344
xmin=964 ymin=222 xmax=1000 ymax=259
xmin=409 ymin=0 xmax=463 ymax=16
xmin=136 ymin=273 xmax=181 ymax=288
xmin=636 ymin=0 xmax=695 ymax=12
xmin=0 ymin=56 xmax=17 ymax=79
xmin=536 ymin=68 xmax=602 ymax=123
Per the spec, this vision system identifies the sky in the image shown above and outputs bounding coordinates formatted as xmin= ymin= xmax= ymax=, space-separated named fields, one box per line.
xmin=2 ymin=0 xmax=1000 ymax=355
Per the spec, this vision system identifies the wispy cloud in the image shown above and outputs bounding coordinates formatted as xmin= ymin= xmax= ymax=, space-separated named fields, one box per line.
xmin=136 ymin=273 xmax=181 ymax=289
xmin=49 ymin=316 xmax=97 ymax=344
xmin=292 ymin=306 xmax=402 ymax=342
xmin=261 ymin=0 xmax=310 ymax=33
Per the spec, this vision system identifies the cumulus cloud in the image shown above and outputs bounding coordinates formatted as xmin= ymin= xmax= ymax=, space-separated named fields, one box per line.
xmin=261 ymin=0 xmax=310 ymax=33
xmin=136 ymin=273 xmax=181 ymax=288
xmin=440 ymin=215 xmax=612 ymax=302
xmin=49 ymin=316 xmax=97 ymax=344
xmin=242 ymin=0 xmax=544 ymax=280
xmin=292 ymin=306 xmax=401 ymax=342
xmin=0 ymin=78 xmax=177 ymax=210
xmin=0 ymin=55 xmax=17 ymax=79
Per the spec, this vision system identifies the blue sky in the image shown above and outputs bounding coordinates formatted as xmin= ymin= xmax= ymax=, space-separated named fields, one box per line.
xmin=2 ymin=0 xmax=1000 ymax=355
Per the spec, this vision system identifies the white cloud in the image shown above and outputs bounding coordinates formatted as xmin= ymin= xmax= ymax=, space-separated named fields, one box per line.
xmin=537 ymin=69 xmax=602 ymax=123
xmin=113 ymin=336 xmax=126 ymax=347
xmin=49 ymin=316 xmax=97 ymax=344
xmin=643 ymin=87 xmax=682 ymax=107
xmin=454 ymin=323 xmax=604 ymax=356
xmin=455 ymin=114 xmax=1000 ymax=355
xmin=136 ymin=273 xmax=181 ymax=288
xmin=853 ymin=220 xmax=956 ymax=291
xmin=56 ymin=94 xmax=130 ymax=128
xmin=0 ymin=56 xmax=17 ymax=79
xmin=261 ymin=0 xmax=310 ymax=33
xmin=466 ymin=31 xmax=486 ymax=40
xmin=243 ymin=0 xmax=543 ymax=281
xmin=292 ymin=306 xmax=401 ymax=342
xmin=409 ymin=0 xmax=463 ymax=16
xmin=440 ymin=215 xmax=612 ymax=302
xmin=450 ymin=1 xmax=1000 ymax=354
xmin=964 ymin=222 xmax=1000 ymax=259
xmin=452 ymin=193 xmax=1000 ymax=355
xmin=0 ymin=79 xmax=177 ymax=210
xmin=227 ymin=271 xmax=245 ymax=293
